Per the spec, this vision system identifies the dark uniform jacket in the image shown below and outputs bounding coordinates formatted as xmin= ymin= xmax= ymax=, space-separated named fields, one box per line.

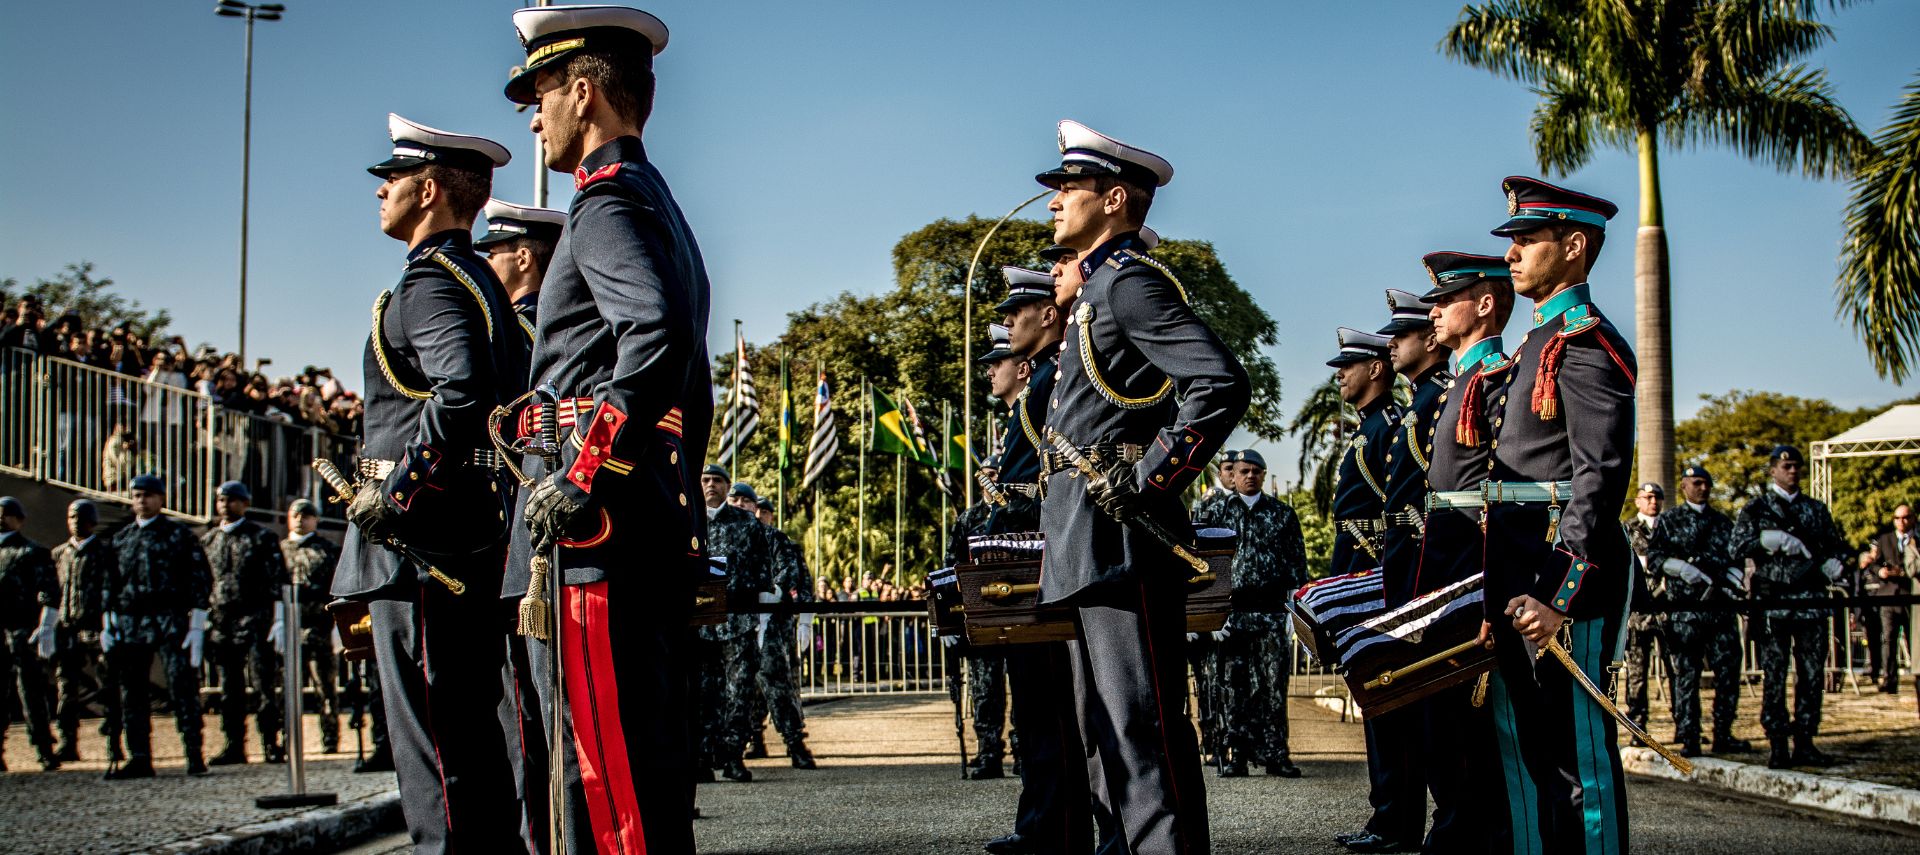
xmin=508 ymin=135 xmax=713 ymax=595
xmin=1331 ymin=395 xmax=1399 ymax=578
xmin=1191 ymin=492 xmax=1308 ymax=631
xmin=106 ymin=517 xmax=212 ymax=645
xmin=947 ymin=501 xmax=994 ymax=567
xmin=0 ymin=529 xmax=57 ymax=630
xmin=1039 ymin=233 xmax=1249 ymax=603
xmin=202 ymin=519 xmax=287 ymax=645
xmin=1625 ymin=515 xmax=1664 ymax=631
xmin=1484 ymin=285 xmax=1637 ymax=621
xmin=53 ymin=535 xmax=111 ymax=636
xmin=1867 ymin=530 xmax=1918 ymax=600
xmin=1380 ymin=362 xmax=1451 ymax=607
xmin=284 ymin=532 xmax=340 ymax=640
xmin=512 ymin=292 xmax=538 ymax=348
xmin=335 ymin=229 xmax=522 ymax=598
xmin=1646 ymin=503 xmax=1740 ymax=624
xmin=767 ymin=528 xmax=814 ymax=607
xmin=990 ymin=342 xmax=1059 ymax=535
xmin=1419 ymin=336 xmax=1508 ymax=594
xmin=1732 ymin=488 xmax=1850 ymax=621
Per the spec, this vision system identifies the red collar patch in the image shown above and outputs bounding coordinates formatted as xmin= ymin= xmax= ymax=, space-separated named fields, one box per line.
xmin=573 ymin=162 xmax=621 ymax=190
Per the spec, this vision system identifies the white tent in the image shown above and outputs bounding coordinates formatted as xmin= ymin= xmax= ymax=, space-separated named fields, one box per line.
xmin=1810 ymin=403 xmax=1920 ymax=504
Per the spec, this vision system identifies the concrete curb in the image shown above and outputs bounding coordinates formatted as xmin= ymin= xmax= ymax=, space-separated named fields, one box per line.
xmin=1311 ymin=688 xmax=1920 ymax=829
xmin=1622 ymin=747 xmax=1920 ymax=828
xmin=133 ymin=790 xmax=402 ymax=855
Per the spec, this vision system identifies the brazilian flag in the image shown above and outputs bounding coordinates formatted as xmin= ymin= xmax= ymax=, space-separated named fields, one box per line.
xmin=870 ymin=388 xmax=916 ymax=457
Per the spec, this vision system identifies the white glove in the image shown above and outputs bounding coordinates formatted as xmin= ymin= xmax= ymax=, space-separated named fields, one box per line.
xmin=101 ymin=612 xmax=118 ymax=653
xmin=941 ymin=634 xmax=960 ymax=649
xmin=757 ymin=590 xmax=780 ymax=605
xmin=269 ymin=602 xmax=287 ymax=655
xmin=796 ymin=615 xmax=815 ymax=651
xmin=1760 ymin=529 xmax=1810 ymax=558
xmin=1211 ymin=627 xmax=1232 ymax=643
xmin=756 ymin=613 xmax=771 ymax=646
xmin=1186 ymin=632 xmax=1199 ymax=643
xmin=331 ymin=625 xmax=344 ymax=655
xmin=183 ymin=608 xmax=209 ymax=668
xmin=1662 ymin=558 xmax=1710 ymax=587
xmin=1722 ymin=566 xmax=1746 ymax=590
xmin=1822 ymin=558 xmax=1845 ymax=582
xmin=29 ymin=607 xmax=59 ymax=659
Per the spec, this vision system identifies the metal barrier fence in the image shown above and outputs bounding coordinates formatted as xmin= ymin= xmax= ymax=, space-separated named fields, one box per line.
xmin=0 ymin=347 xmax=356 ymax=523
xmin=797 ymin=612 xmax=948 ymax=696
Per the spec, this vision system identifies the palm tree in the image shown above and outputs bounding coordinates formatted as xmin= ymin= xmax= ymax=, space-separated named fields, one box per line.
xmin=1837 ymin=73 xmax=1920 ymax=381
xmin=1443 ymin=0 xmax=1872 ymax=490
xmin=1288 ymin=376 xmax=1350 ymax=514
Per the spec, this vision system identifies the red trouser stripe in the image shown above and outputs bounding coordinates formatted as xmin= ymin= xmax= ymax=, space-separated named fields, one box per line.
xmin=563 ymin=582 xmax=648 ymax=855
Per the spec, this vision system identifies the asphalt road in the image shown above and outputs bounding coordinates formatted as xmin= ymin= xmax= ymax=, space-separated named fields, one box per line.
xmin=332 ymin=694 xmax=1917 ymax=854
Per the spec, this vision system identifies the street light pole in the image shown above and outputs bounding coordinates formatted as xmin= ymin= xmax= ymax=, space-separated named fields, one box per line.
xmin=216 ymin=1 xmax=282 ymax=365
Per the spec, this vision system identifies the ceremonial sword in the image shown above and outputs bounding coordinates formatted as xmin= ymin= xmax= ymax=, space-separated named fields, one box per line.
xmin=1536 ymin=630 xmax=1694 ymax=775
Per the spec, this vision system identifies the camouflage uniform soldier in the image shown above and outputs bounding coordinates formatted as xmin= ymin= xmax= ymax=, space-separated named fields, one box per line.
xmin=703 ymin=478 xmax=774 ymax=782
xmin=1187 ymin=450 xmax=1236 ymax=768
xmin=1191 ymin=450 xmax=1307 ymax=778
xmin=1732 ymin=445 xmax=1849 ymax=769
xmin=51 ymin=499 xmax=115 ymax=763
xmin=1622 ymin=482 xmax=1665 ymax=735
xmin=104 ymin=474 xmax=213 ymax=779
xmin=752 ymin=496 xmax=817 ymax=768
xmin=201 ymin=481 xmax=289 ymax=765
xmin=284 ymin=499 xmax=342 ymax=754
xmin=1645 ymin=465 xmax=1751 ymax=757
xmin=0 ymin=496 xmax=61 ymax=772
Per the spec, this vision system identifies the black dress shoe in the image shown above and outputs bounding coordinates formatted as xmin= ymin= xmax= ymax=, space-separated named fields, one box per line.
xmin=1791 ymin=738 xmax=1835 ymax=767
xmin=787 ymin=742 xmax=817 ymax=770
xmin=354 ymin=751 xmax=395 ymax=773
xmin=105 ymin=757 xmax=155 ymax=780
xmin=968 ymin=761 xmax=1005 ymax=780
xmin=1264 ymin=760 xmax=1302 ymax=778
xmin=720 ymin=760 xmax=753 ymax=782
xmin=1342 ymin=832 xmax=1415 ymax=853
xmin=1711 ymin=733 xmax=1752 ymax=754
xmin=1334 ymin=830 xmax=1370 ymax=845
xmin=983 ymin=832 xmax=1039 ymax=854
xmin=1216 ymin=759 xmax=1247 ymax=778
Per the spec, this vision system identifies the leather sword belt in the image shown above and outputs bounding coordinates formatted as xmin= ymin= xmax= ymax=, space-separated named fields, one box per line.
xmin=999 ymin=483 xmax=1042 ymax=498
xmin=1384 ymin=507 xmax=1426 ymax=537
xmin=1040 ymin=442 xmax=1144 ymax=477
xmin=1426 ymin=480 xmax=1574 ymax=510
xmin=359 ymin=450 xmax=504 ymax=480
xmin=513 ymin=398 xmax=685 ymax=440
xmin=1336 ymin=516 xmax=1390 ymax=535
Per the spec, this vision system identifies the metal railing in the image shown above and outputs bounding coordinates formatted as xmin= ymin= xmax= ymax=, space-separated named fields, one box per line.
xmin=797 ymin=611 xmax=947 ymax=696
xmin=0 ymin=347 xmax=356 ymax=522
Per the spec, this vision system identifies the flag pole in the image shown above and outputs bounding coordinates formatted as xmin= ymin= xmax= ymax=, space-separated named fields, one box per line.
xmin=858 ymin=376 xmax=868 ymax=583
xmin=940 ymin=399 xmax=950 ymax=557
xmin=894 ymin=397 xmax=904 ymax=589
xmin=777 ymin=349 xmax=787 ymax=528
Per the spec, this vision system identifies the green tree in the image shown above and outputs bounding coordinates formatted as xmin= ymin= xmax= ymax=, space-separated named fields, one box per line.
xmin=5 ymin=262 xmax=172 ymax=339
xmin=1443 ymin=0 xmax=1872 ymax=494
xmin=1837 ymin=72 xmax=1920 ymax=381
xmin=1288 ymin=376 xmax=1350 ymax=515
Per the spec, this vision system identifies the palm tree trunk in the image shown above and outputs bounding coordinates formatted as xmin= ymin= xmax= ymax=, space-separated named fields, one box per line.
xmin=1635 ymin=129 xmax=1675 ymax=491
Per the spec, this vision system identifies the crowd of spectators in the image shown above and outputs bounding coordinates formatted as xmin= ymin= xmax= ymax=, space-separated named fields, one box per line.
xmin=1 ymin=293 xmax=362 ymax=437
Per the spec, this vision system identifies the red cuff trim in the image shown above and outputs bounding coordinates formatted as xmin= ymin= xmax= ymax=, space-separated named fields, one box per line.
xmin=1143 ymin=427 xmax=1206 ymax=491
xmin=565 ymin=403 xmax=629 ymax=493
xmin=389 ymin=443 xmax=443 ymax=511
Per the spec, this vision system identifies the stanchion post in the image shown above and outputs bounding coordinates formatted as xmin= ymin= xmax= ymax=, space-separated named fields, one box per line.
xmin=256 ymin=580 xmax=336 ymax=809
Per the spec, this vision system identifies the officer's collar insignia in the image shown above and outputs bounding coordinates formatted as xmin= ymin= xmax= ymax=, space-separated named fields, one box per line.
xmin=574 ymin=162 xmax=622 ymax=190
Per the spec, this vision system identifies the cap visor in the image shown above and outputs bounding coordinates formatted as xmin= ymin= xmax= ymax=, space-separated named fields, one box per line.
xmin=1419 ymin=282 xmax=1472 ymax=302
xmin=1326 ymin=354 xmax=1370 ymax=368
xmin=1375 ymin=318 xmax=1432 ymax=336
xmin=473 ymin=231 xmax=516 ymax=250
xmin=1038 ymin=245 xmax=1073 ymax=263
xmin=976 ymin=349 xmax=1016 ymax=364
xmin=1490 ymin=217 xmax=1549 ymax=237
xmin=503 ymin=62 xmax=550 ymax=106
xmin=368 ymin=155 xmax=431 ymax=177
xmin=994 ymin=294 xmax=1049 ymax=314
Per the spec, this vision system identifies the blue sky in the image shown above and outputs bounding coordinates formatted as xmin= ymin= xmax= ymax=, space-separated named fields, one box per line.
xmin=5 ymin=1 xmax=1917 ymax=482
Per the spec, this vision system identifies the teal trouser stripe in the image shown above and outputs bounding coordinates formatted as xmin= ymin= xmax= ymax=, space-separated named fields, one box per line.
xmin=1570 ymin=619 xmax=1622 ymax=855
xmin=1489 ymin=671 xmax=1543 ymax=855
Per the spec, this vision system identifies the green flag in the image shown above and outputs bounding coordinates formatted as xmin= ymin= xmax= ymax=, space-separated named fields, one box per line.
xmin=870 ymin=388 xmax=915 ymax=456
xmin=943 ymin=408 xmax=968 ymax=470
xmin=778 ymin=352 xmax=793 ymax=470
